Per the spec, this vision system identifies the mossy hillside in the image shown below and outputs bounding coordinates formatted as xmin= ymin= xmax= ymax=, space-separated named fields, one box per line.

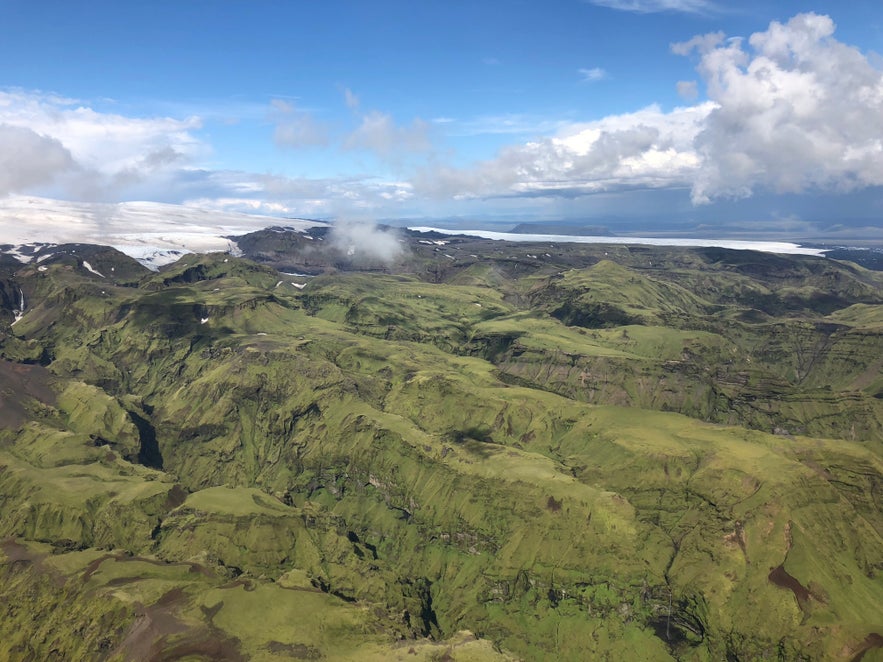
xmin=14 ymin=249 xmax=883 ymax=443
xmin=131 ymin=332 xmax=883 ymax=660
xmin=0 ymin=414 xmax=510 ymax=655
xmin=0 ymin=450 xmax=177 ymax=550
xmin=533 ymin=260 xmax=712 ymax=328
xmin=554 ymin=407 xmax=883 ymax=659
xmin=0 ymin=541 xmax=138 ymax=661
xmin=143 ymin=251 xmax=283 ymax=290
xmin=155 ymin=486 xmax=331 ymax=580
xmin=1 ymin=540 xmax=512 ymax=662
xmin=473 ymin=304 xmax=883 ymax=442
xmin=2 ymin=248 xmax=882 ymax=659
xmin=147 ymin=343 xmax=669 ymax=623
xmin=198 ymin=583 xmax=513 ymax=662
xmin=829 ymin=302 xmax=883 ymax=328
xmin=3 ymin=327 xmax=682 ymax=656
xmin=301 ymin=272 xmax=513 ymax=350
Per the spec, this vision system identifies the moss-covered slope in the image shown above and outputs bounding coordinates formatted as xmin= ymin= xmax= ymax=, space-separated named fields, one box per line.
xmin=0 ymin=246 xmax=881 ymax=661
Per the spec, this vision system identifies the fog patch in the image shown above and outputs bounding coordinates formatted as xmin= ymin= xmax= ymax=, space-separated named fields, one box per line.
xmin=329 ymin=220 xmax=405 ymax=263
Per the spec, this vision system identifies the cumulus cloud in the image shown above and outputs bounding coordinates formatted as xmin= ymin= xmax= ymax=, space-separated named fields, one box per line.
xmin=412 ymin=13 xmax=883 ymax=208
xmin=0 ymin=89 xmax=203 ymax=200
xmin=586 ymin=0 xmax=715 ymax=14
xmin=670 ymin=31 xmax=724 ymax=56
xmin=682 ymin=12 xmax=883 ymax=203
xmin=0 ymin=124 xmax=76 ymax=195
xmin=413 ymin=103 xmax=711 ymax=199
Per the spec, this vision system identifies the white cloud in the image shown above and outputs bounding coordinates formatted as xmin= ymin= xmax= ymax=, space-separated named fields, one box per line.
xmin=5 ymin=12 xmax=877 ymax=220
xmin=684 ymin=12 xmax=883 ymax=203
xmin=676 ymin=80 xmax=699 ymax=100
xmin=0 ymin=89 xmax=203 ymax=200
xmin=329 ymin=220 xmax=405 ymax=263
xmin=445 ymin=113 xmax=566 ymax=137
xmin=270 ymin=99 xmax=328 ymax=149
xmin=413 ymin=103 xmax=711 ymax=199
xmin=586 ymin=0 xmax=715 ymax=14
xmin=579 ymin=67 xmax=608 ymax=82
xmin=413 ymin=13 xmax=883 ymax=208
xmin=0 ymin=124 xmax=76 ymax=195
xmin=343 ymin=87 xmax=360 ymax=111
xmin=670 ymin=32 xmax=725 ymax=56
xmin=180 ymin=170 xmax=416 ymax=219
xmin=344 ymin=110 xmax=431 ymax=159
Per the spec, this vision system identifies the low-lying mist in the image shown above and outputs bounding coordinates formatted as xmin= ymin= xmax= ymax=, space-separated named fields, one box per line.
xmin=329 ymin=220 xmax=405 ymax=264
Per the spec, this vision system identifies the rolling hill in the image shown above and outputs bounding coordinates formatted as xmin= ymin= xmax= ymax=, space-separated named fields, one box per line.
xmin=1 ymin=230 xmax=881 ymax=661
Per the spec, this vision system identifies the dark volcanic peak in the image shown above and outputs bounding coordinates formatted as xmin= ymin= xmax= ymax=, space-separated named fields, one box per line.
xmin=811 ymin=246 xmax=883 ymax=271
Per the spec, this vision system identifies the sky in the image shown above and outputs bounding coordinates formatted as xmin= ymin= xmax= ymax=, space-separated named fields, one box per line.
xmin=1 ymin=0 xmax=883 ymax=237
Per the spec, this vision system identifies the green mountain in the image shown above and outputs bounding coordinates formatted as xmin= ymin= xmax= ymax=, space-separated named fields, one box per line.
xmin=1 ymin=235 xmax=882 ymax=661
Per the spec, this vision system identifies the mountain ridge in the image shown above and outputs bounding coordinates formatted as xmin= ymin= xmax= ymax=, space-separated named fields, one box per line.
xmin=1 ymin=236 xmax=881 ymax=660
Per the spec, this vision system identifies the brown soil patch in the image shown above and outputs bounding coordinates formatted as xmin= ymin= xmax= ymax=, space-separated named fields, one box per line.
xmin=0 ymin=538 xmax=39 ymax=563
xmin=112 ymin=588 xmax=244 ymax=662
xmin=850 ymin=633 xmax=883 ymax=662
xmin=768 ymin=565 xmax=812 ymax=611
xmin=0 ymin=360 xmax=55 ymax=429
xmin=1 ymin=537 xmax=66 ymax=587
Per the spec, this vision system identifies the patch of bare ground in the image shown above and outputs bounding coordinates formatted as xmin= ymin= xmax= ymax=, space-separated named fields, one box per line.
xmin=1 ymin=538 xmax=65 ymax=587
xmin=112 ymin=587 xmax=245 ymax=662
xmin=0 ymin=360 xmax=55 ymax=429
xmin=849 ymin=633 xmax=883 ymax=662
xmin=767 ymin=565 xmax=813 ymax=611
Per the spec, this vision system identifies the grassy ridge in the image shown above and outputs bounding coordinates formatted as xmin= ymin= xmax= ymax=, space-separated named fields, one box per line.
xmin=0 ymin=247 xmax=881 ymax=660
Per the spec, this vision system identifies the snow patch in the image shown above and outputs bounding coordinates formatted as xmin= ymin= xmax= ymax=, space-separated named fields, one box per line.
xmin=5 ymin=246 xmax=33 ymax=263
xmin=0 ymin=196 xmax=326 ymax=269
xmin=82 ymin=260 xmax=105 ymax=278
xmin=408 ymin=227 xmax=828 ymax=257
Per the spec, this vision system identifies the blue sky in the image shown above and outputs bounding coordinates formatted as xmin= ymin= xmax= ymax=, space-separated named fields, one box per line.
xmin=2 ymin=0 xmax=883 ymax=236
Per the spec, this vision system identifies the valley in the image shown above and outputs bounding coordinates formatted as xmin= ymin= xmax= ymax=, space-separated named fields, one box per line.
xmin=0 ymin=229 xmax=882 ymax=660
